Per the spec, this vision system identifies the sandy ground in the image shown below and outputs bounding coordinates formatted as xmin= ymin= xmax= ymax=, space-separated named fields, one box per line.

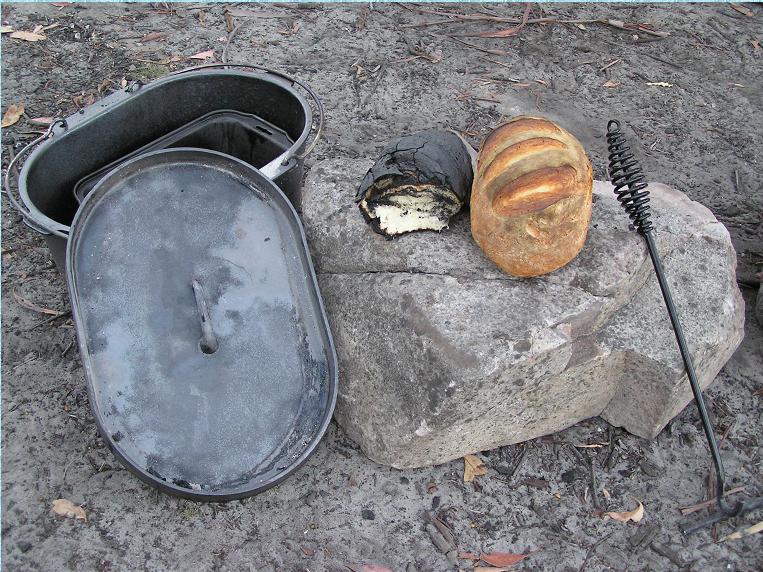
xmin=2 ymin=3 xmax=762 ymax=571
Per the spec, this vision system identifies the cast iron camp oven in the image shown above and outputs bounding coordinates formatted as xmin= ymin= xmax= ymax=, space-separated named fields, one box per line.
xmin=7 ymin=64 xmax=323 ymax=271
xmin=4 ymin=64 xmax=337 ymax=501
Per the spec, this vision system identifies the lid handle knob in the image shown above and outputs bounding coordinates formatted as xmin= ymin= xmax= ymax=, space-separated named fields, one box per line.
xmin=191 ymin=279 xmax=219 ymax=355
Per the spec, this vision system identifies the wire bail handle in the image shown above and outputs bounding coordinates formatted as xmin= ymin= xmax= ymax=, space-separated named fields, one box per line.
xmin=3 ymin=119 xmax=69 ymax=237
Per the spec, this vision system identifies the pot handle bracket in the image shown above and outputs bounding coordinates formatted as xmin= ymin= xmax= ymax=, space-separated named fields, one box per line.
xmin=3 ymin=119 xmax=69 ymax=237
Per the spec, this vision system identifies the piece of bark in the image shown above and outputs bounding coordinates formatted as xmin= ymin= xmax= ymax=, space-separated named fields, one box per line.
xmin=356 ymin=129 xmax=475 ymax=237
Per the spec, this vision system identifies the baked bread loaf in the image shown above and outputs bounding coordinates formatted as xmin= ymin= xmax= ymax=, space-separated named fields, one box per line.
xmin=470 ymin=116 xmax=593 ymax=277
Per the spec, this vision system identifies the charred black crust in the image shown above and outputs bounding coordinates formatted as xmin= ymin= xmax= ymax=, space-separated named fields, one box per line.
xmin=356 ymin=129 xmax=474 ymax=205
xmin=356 ymin=129 xmax=474 ymax=237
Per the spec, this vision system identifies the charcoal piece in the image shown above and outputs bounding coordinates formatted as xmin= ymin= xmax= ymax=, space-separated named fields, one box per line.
xmin=356 ymin=129 xmax=475 ymax=237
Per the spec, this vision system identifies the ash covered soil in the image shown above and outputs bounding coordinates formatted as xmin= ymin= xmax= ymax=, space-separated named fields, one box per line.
xmin=2 ymin=3 xmax=762 ymax=571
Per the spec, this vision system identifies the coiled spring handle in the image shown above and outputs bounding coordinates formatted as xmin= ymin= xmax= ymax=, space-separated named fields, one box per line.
xmin=606 ymin=120 xmax=762 ymax=534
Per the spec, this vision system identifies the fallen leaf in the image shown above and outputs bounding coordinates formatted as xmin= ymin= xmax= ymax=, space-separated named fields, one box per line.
xmin=426 ymin=511 xmax=456 ymax=546
xmin=188 ymin=49 xmax=214 ymax=60
xmin=604 ymin=499 xmax=644 ymax=523
xmin=605 ymin=19 xmax=669 ymax=38
xmin=52 ymin=499 xmax=87 ymax=521
xmin=1 ymin=25 xmax=14 ymax=34
xmin=730 ymin=3 xmax=754 ymax=17
xmin=479 ymin=3 xmax=531 ymax=38
xmin=51 ymin=2 xmax=71 ymax=7
xmin=751 ymin=39 xmax=760 ymax=50
xmin=720 ymin=520 xmax=763 ymax=542
xmin=10 ymin=29 xmax=47 ymax=42
xmin=277 ymin=21 xmax=300 ymax=36
xmin=646 ymin=82 xmax=673 ymax=87
xmin=12 ymin=288 xmax=65 ymax=316
xmin=602 ymin=80 xmax=620 ymax=88
xmin=300 ymin=545 xmax=315 ymax=557
xmin=140 ymin=31 xmax=168 ymax=42
xmin=480 ymin=552 xmax=530 ymax=567
xmin=575 ymin=442 xmax=609 ymax=448
xmin=97 ymin=78 xmax=114 ymax=93
xmin=522 ymin=477 xmax=549 ymax=489
xmin=602 ymin=488 xmax=611 ymax=500
xmin=72 ymin=93 xmax=96 ymax=107
xmin=28 ymin=117 xmax=54 ymax=126
xmin=410 ymin=39 xmax=443 ymax=64
xmin=2 ymin=103 xmax=25 ymax=128
xmin=464 ymin=454 xmax=487 ymax=482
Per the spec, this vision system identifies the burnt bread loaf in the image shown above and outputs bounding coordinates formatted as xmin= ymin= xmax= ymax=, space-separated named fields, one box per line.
xmin=470 ymin=116 xmax=593 ymax=277
xmin=357 ymin=129 xmax=475 ymax=237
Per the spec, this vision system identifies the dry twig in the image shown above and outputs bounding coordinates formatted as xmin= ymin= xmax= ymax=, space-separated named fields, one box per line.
xmin=401 ymin=6 xmax=669 ymax=38
xmin=678 ymin=486 xmax=747 ymax=516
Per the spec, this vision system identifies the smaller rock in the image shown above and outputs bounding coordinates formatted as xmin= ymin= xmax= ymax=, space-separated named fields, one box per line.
xmin=361 ymin=508 xmax=375 ymax=521
xmin=561 ymin=468 xmax=585 ymax=483
xmin=18 ymin=541 xmax=32 ymax=553
xmin=639 ymin=458 xmax=663 ymax=478
xmin=381 ymin=481 xmax=397 ymax=496
xmin=630 ymin=523 xmax=660 ymax=548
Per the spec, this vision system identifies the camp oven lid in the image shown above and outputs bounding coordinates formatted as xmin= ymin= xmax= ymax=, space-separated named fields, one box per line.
xmin=66 ymin=148 xmax=338 ymax=500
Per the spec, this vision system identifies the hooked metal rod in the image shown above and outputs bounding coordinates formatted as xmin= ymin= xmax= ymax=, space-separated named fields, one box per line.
xmin=643 ymin=230 xmax=744 ymax=532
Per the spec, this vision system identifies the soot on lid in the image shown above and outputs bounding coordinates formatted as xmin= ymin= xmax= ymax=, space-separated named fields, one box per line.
xmin=66 ymin=149 xmax=337 ymax=500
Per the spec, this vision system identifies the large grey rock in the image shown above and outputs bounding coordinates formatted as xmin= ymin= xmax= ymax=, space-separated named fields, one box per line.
xmin=302 ymin=160 xmax=745 ymax=468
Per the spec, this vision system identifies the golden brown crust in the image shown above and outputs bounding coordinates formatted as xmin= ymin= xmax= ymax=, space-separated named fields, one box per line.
xmin=478 ymin=138 xmax=571 ymax=196
xmin=491 ymin=166 xmax=578 ymax=217
xmin=478 ymin=117 xmax=567 ymax=176
xmin=470 ymin=116 xmax=593 ymax=277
